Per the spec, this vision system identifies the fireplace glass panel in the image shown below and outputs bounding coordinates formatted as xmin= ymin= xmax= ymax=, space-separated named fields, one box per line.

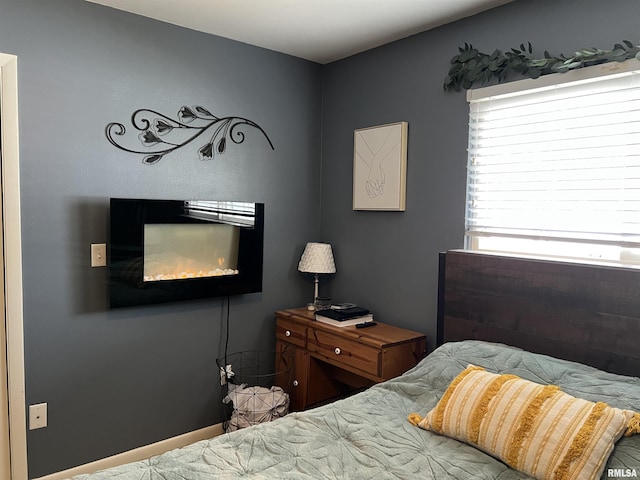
xmin=143 ymin=223 xmax=240 ymax=282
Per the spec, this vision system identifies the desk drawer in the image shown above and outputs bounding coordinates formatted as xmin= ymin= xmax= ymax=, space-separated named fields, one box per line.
xmin=308 ymin=328 xmax=380 ymax=377
xmin=276 ymin=317 xmax=307 ymax=348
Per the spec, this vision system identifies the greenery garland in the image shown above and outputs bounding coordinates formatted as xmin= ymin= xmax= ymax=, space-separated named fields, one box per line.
xmin=444 ymin=40 xmax=640 ymax=92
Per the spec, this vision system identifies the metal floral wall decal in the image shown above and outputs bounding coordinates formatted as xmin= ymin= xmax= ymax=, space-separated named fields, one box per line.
xmin=106 ymin=106 xmax=275 ymax=165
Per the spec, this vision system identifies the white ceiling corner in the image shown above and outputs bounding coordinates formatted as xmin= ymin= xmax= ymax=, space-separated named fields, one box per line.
xmin=83 ymin=0 xmax=513 ymax=64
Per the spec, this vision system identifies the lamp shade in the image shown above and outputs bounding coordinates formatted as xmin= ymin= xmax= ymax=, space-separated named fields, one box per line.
xmin=298 ymin=242 xmax=336 ymax=274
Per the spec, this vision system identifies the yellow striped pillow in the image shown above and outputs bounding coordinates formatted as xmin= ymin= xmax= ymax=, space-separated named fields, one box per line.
xmin=408 ymin=365 xmax=640 ymax=480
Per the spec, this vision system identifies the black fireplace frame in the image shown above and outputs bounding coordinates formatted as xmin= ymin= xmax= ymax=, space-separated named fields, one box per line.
xmin=109 ymin=198 xmax=264 ymax=308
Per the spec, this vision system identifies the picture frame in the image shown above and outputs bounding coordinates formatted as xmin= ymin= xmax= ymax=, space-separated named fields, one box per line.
xmin=353 ymin=121 xmax=408 ymax=211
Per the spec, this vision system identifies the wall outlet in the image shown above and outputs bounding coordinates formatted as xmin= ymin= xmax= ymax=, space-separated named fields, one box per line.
xmin=91 ymin=243 xmax=107 ymax=267
xmin=29 ymin=403 xmax=47 ymax=430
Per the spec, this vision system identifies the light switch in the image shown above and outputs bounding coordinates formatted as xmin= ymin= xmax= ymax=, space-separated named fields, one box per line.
xmin=91 ymin=243 xmax=107 ymax=267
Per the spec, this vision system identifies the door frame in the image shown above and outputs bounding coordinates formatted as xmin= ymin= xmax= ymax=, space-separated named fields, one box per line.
xmin=0 ymin=52 xmax=28 ymax=480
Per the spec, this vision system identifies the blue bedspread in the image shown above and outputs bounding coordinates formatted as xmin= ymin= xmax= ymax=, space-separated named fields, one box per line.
xmin=72 ymin=341 xmax=640 ymax=479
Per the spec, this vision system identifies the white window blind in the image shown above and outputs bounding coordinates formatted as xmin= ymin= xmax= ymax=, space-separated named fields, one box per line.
xmin=466 ymin=60 xmax=640 ymax=264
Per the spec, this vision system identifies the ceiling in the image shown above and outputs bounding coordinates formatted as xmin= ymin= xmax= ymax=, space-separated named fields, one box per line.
xmin=84 ymin=0 xmax=513 ymax=64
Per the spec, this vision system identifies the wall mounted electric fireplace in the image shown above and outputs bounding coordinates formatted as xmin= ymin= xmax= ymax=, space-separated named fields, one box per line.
xmin=109 ymin=198 xmax=264 ymax=308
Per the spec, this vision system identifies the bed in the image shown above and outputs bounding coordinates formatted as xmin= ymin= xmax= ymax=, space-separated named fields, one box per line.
xmin=72 ymin=250 xmax=640 ymax=480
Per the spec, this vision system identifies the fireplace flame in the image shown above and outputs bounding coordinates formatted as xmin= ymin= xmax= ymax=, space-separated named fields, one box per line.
xmin=143 ymin=254 xmax=239 ymax=282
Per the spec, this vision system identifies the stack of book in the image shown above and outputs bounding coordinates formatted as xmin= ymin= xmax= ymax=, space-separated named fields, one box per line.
xmin=314 ymin=306 xmax=373 ymax=327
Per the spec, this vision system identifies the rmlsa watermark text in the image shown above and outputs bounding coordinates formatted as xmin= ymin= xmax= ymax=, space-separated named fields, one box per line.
xmin=608 ymin=469 xmax=638 ymax=478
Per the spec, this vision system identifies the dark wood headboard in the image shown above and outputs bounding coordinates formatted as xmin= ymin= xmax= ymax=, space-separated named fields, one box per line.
xmin=437 ymin=250 xmax=640 ymax=377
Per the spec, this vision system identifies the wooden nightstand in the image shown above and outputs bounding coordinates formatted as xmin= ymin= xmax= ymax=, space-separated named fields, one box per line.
xmin=275 ymin=307 xmax=427 ymax=411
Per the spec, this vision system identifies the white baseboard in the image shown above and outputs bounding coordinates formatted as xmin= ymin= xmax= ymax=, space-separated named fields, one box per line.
xmin=34 ymin=423 xmax=224 ymax=480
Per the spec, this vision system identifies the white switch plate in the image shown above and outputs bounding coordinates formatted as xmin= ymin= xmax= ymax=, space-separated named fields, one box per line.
xmin=29 ymin=403 xmax=47 ymax=430
xmin=91 ymin=243 xmax=107 ymax=267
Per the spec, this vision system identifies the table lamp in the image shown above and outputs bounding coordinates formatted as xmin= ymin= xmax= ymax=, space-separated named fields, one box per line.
xmin=298 ymin=242 xmax=336 ymax=310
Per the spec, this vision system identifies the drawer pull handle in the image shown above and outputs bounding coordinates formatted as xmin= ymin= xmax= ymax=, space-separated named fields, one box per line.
xmin=285 ymin=330 xmax=291 ymax=337
xmin=293 ymin=380 xmax=299 ymax=387
xmin=334 ymin=347 xmax=341 ymax=355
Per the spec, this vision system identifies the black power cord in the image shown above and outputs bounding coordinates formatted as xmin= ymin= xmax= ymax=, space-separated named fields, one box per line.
xmin=223 ymin=295 xmax=230 ymax=382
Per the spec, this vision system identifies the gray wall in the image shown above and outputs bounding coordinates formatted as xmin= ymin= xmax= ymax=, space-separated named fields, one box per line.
xmin=0 ymin=0 xmax=322 ymax=477
xmin=320 ymin=0 xmax=640 ymax=345
xmin=3 ymin=0 xmax=640 ymax=477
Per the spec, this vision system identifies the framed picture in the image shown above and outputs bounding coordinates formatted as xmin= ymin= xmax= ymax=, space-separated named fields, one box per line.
xmin=353 ymin=121 xmax=408 ymax=211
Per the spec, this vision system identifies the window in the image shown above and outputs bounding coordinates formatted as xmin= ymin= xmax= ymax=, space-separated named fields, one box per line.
xmin=465 ymin=59 xmax=640 ymax=265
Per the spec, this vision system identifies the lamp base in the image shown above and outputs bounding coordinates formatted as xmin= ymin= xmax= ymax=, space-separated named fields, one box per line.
xmin=312 ymin=273 xmax=320 ymax=309
xmin=314 ymin=297 xmax=331 ymax=310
